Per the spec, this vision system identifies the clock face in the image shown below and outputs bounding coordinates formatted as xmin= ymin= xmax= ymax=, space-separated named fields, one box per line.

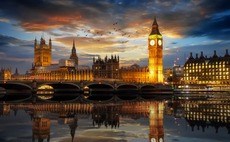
xmin=150 ymin=40 xmax=155 ymax=46
xmin=159 ymin=138 xmax=163 ymax=142
xmin=158 ymin=39 xmax=162 ymax=46
xmin=151 ymin=138 xmax=156 ymax=142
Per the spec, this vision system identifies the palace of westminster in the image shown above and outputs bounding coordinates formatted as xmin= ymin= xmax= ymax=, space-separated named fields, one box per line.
xmin=0 ymin=18 xmax=229 ymax=85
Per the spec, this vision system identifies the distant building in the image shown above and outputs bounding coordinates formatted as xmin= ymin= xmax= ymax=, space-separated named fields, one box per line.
xmin=92 ymin=55 xmax=119 ymax=79
xmin=172 ymin=65 xmax=184 ymax=84
xmin=163 ymin=68 xmax=172 ymax=83
xmin=184 ymin=49 xmax=230 ymax=85
xmin=0 ymin=68 xmax=11 ymax=80
xmin=11 ymin=38 xmax=92 ymax=81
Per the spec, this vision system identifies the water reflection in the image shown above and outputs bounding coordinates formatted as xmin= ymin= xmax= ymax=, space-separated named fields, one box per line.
xmin=166 ymin=98 xmax=230 ymax=134
xmin=185 ymin=99 xmax=230 ymax=134
xmin=0 ymin=101 xmax=165 ymax=142
xmin=0 ymin=98 xmax=229 ymax=142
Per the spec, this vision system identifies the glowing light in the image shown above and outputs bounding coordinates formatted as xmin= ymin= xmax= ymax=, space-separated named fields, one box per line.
xmin=149 ymin=35 xmax=162 ymax=39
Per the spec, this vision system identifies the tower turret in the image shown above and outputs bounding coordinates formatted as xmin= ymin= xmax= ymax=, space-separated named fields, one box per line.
xmin=49 ymin=38 xmax=52 ymax=49
xmin=34 ymin=38 xmax=37 ymax=49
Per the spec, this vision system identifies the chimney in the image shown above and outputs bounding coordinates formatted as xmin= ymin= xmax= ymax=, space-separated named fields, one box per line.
xmin=189 ymin=52 xmax=194 ymax=59
xmin=225 ymin=49 xmax=229 ymax=57
xmin=200 ymin=51 xmax=204 ymax=58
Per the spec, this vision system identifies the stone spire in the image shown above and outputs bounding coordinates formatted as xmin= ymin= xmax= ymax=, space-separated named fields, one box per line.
xmin=49 ymin=38 xmax=52 ymax=49
xmin=149 ymin=17 xmax=161 ymax=35
xmin=70 ymin=40 xmax=78 ymax=66
xmin=70 ymin=40 xmax=77 ymax=57
xmin=34 ymin=38 xmax=37 ymax=49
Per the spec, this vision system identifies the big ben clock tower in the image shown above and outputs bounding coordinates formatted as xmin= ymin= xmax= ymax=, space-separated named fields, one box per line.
xmin=148 ymin=17 xmax=163 ymax=83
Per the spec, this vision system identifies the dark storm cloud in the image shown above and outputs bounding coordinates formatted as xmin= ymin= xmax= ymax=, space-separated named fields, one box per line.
xmin=0 ymin=0 xmax=229 ymax=39
xmin=0 ymin=35 xmax=33 ymax=58
xmin=187 ymin=15 xmax=230 ymax=39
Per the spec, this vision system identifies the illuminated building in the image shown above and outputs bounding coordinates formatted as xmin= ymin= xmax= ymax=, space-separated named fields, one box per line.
xmin=0 ymin=68 xmax=11 ymax=80
xmin=172 ymin=65 xmax=184 ymax=84
xmin=29 ymin=38 xmax=92 ymax=81
xmin=120 ymin=64 xmax=149 ymax=83
xmin=92 ymin=55 xmax=119 ymax=79
xmin=12 ymin=38 xmax=93 ymax=81
xmin=9 ymin=18 xmax=164 ymax=83
xmin=184 ymin=50 xmax=230 ymax=85
xmin=34 ymin=37 xmax=52 ymax=67
xmin=163 ymin=68 xmax=172 ymax=83
xmin=120 ymin=17 xmax=164 ymax=83
xmin=148 ymin=17 xmax=163 ymax=83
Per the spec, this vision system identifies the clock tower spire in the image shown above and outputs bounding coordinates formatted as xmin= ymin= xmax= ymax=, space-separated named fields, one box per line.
xmin=150 ymin=17 xmax=161 ymax=36
xmin=148 ymin=17 xmax=163 ymax=83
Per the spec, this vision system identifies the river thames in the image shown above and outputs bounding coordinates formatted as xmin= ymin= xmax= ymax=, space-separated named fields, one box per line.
xmin=0 ymin=92 xmax=229 ymax=142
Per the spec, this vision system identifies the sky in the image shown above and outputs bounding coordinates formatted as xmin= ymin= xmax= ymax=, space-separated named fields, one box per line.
xmin=0 ymin=0 xmax=230 ymax=73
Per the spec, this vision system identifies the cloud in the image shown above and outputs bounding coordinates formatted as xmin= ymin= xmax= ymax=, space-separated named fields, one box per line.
xmin=0 ymin=0 xmax=230 ymax=72
xmin=0 ymin=34 xmax=34 ymax=73
xmin=0 ymin=0 xmax=229 ymax=40
xmin=187 ymin=15 xmax=230 ymax=40
xmin=0 ymin=18 xmax=10 ymax=23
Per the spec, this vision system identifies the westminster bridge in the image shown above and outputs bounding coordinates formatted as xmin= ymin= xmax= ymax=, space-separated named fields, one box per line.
xmin=0 ymin=80 xmax=173 ymax=102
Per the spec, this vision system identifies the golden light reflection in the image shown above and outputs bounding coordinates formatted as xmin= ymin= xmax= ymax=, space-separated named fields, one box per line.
xmin=37 ymin=85 xmax=54 ymax=100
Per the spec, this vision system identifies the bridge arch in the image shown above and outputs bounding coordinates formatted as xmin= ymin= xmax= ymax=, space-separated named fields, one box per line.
xmin=140 ymin=84 xmax=155 ymax=90
xmin=36 ymin=82 xmax=81 ymax=101
xmin=116 ymin=83 xmax=139 ymax=100
xmin=83 ymin=82 xmax=114 ymax=101
xmin=116 ymin=83 xmax=139 ymax=90
xmin=37 ymin=82 xmax=80 ymax=90
xmin=85 ymin=82 xmax=114 ymax=89
xmin=0 ymin=82 xmax=33 ymax=90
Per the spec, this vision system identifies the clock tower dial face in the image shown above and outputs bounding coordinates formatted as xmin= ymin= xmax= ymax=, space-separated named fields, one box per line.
xmin=150 ymin=40 xmax=155 ymax=46
xmin=158 ymin=39 xmax=162 ymax=46
xmin=151 ymin=138 xmax=156 ymax=142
